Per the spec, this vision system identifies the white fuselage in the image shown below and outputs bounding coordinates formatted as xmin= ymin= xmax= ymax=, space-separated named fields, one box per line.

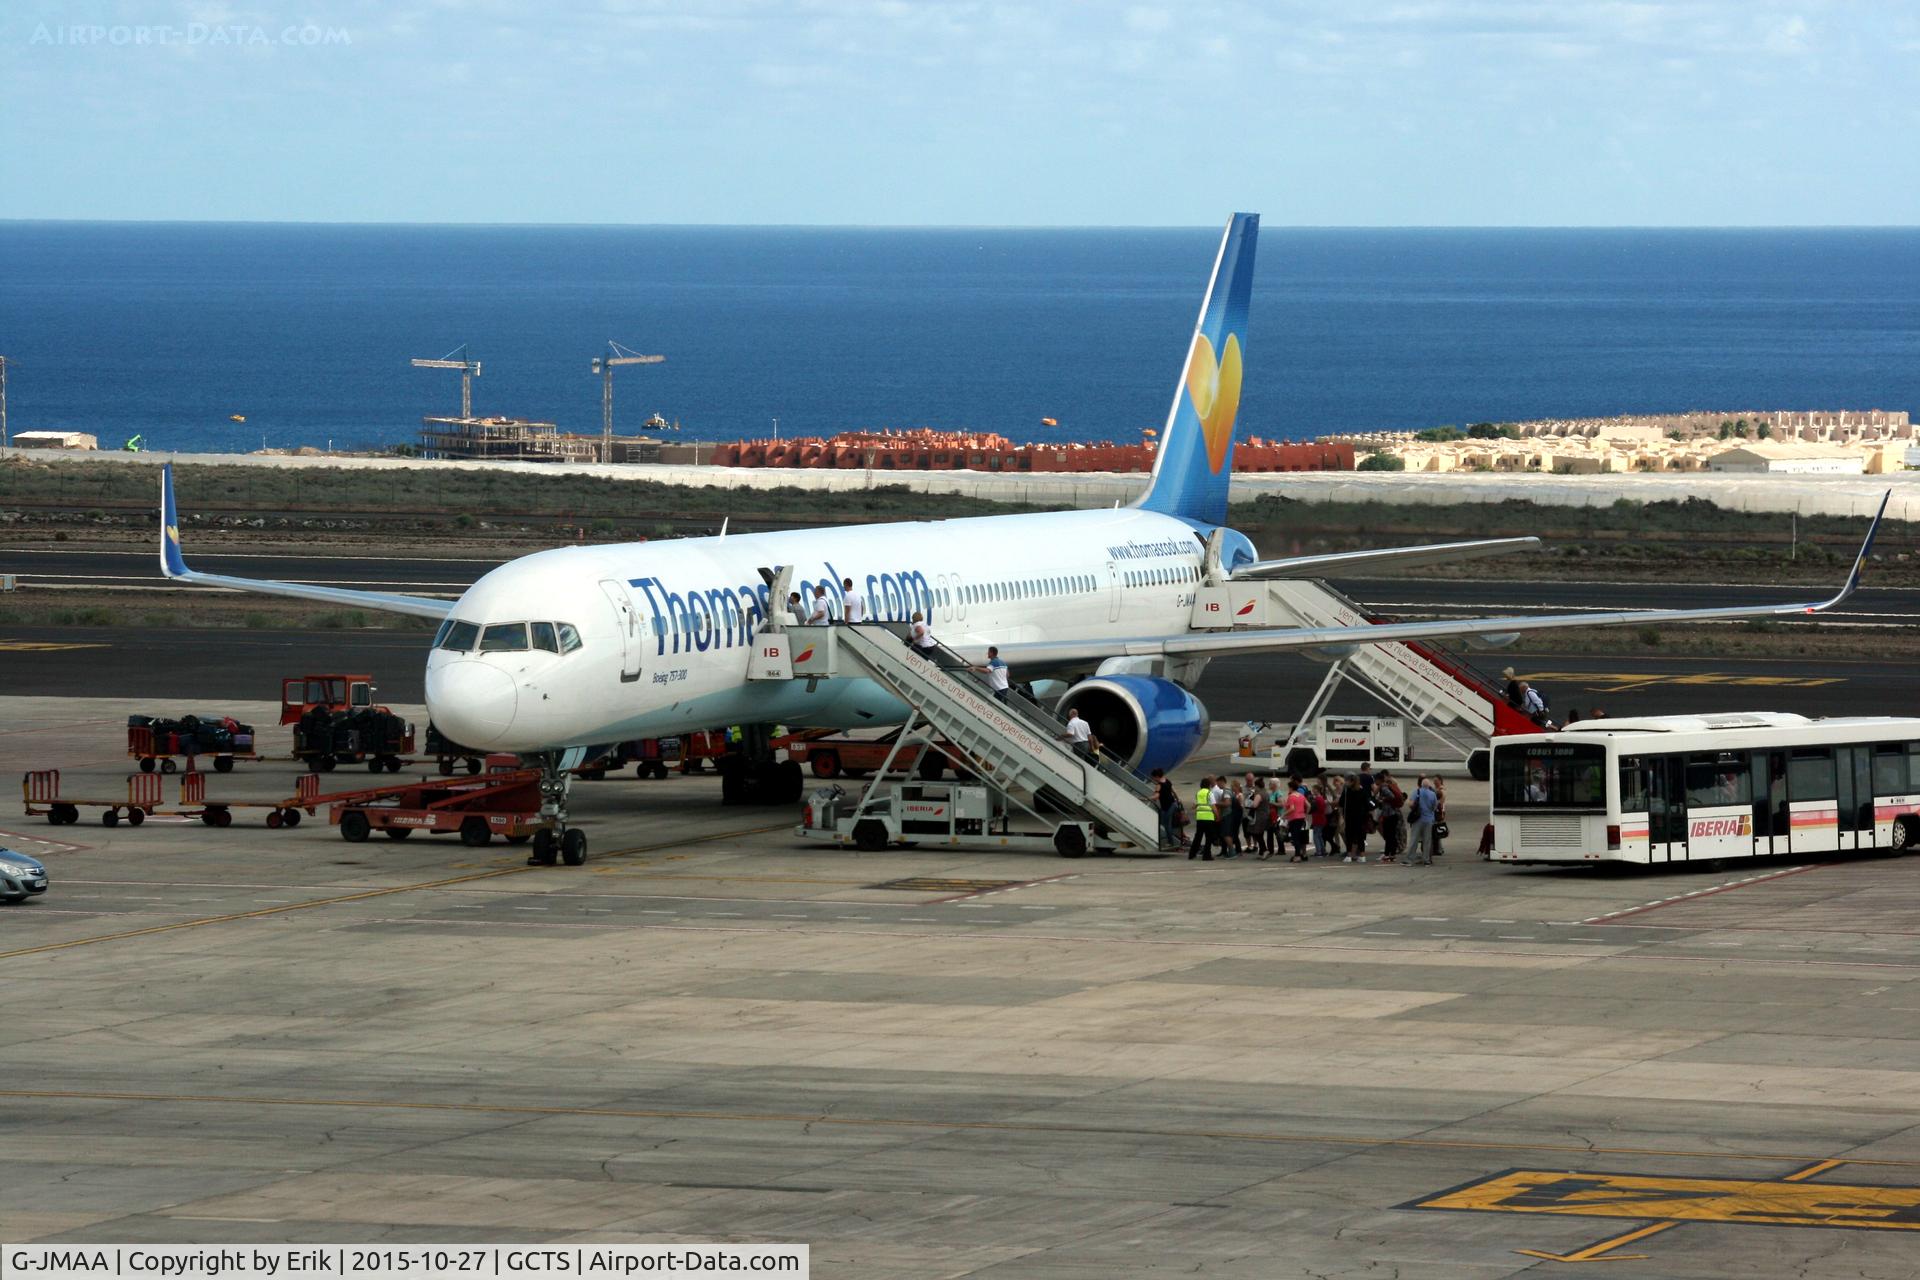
xmin=423 ymin=506 xmax=1215 ymax=752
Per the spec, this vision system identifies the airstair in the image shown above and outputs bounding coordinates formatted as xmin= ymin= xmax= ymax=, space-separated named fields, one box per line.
xmin=1252 ymin=580 xmax=1537 ymax=774
xmin=769 ymin=622 xmax=1165 ymax=855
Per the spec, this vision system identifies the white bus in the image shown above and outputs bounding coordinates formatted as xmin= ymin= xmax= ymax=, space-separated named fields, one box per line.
xmin=1491 ymin=713 xmax=1920 ymax=865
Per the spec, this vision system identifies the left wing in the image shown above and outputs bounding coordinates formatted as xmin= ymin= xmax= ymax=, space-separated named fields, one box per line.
xmin=158 ymin=464 xmax=456 ymax=620
xmin=991 ymin=493 xmax=1887 ymax=670
xmin=1230 ymin=536 xmax=1540 ymax=580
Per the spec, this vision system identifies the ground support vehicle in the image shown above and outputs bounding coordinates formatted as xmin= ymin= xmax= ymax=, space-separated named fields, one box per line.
xmin=576 ymin=731 xmax=742 ymax=782
xmin=279 ymin=673 xmax=380 ymax=724
xmin=799 ymin=779 xmax=1115 ymax=856
xmin=779 ymin=728 xmax=968 ymax=781
xmin=425 ymin=723 xmax=485 ymax=776
xmin=328 ymin=769 xmax=584 ymax=865
xmin=128 ymin=716 xmax=259 ymax=774
xmin=292 ymin=705 xmax=416 ymax=773
xmin=25 ymin=770 xmax=161 ymax=827
xmin=1492 ymin=712 xmax=1920 ymax=866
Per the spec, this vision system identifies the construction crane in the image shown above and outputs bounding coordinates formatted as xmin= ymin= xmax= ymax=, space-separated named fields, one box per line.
xmin=411 ymin=345 xmax=482 ymax=419
xmin=591 ymin=341 xmax=665 ymax=463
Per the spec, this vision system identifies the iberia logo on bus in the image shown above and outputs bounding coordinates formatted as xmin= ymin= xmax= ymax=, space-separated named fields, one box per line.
xmin=1690 ymin=815 xmax=1752 ymax=838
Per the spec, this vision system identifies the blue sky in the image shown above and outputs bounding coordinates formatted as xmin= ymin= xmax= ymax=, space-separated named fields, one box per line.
xmin=2 ymin=1 xmax=1915 ymax=225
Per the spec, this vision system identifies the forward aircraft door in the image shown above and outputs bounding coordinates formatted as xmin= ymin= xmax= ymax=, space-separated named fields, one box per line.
xmin=599 ymin=579 xmax=643 ymax=683
xmin=1106 ymin=562 xmax=1121 ymax=623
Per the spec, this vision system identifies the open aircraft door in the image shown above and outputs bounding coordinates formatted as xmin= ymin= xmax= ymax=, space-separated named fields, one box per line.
xmin=599 ymin=579 xmax=644 ymax=683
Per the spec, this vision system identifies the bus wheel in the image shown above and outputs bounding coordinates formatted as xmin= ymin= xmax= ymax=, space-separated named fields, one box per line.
xmin=1893 ymin=816 xmax=1918 ymax=853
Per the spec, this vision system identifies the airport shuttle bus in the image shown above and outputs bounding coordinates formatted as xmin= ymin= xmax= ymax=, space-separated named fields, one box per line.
xmin=1491 ymin=713 xmax=1920 ymax=865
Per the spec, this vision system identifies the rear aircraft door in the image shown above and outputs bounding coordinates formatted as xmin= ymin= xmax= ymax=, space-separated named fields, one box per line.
xmin=598 ymin=579 xmax=643 ymax=683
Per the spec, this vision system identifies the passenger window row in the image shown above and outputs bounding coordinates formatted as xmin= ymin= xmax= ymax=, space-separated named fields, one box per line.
xmin=435 ymin=619 xmax=583 ymax=655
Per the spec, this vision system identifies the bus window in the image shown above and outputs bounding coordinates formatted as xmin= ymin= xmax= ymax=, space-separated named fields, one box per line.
xmin=1873 ymin=744 xmax=1907 ymax=796
xmin=1685 ymin=751 xmax=1750 ymax=807
xmin=1619 ymin=756 xmax=1648 ymax=813
xmin=1493 ymin=742 xmax=1607 ymax=810
xmin=1787 ymin=747 xmax=1836 ymax=801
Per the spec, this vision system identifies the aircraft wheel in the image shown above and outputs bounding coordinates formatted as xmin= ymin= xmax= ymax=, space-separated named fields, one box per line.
xmin=459 ymin=817 xmax=491 ymax=847
xmin=340 ymin=811 xmax=371 ymax=843
xmin=561 ymin=828 xmax=588 ymax=866
xmin=529 ymin=829 xmax=558 ymax=866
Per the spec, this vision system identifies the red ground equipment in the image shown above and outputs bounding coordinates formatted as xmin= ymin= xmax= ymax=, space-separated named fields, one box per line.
xmin=280 ymin=674 xmax=378 ymax=725
xmin=127 ymin=713 xmax=258 ymax=774
xmin=777 ymin=728 xmax=963 ymax=781
xmin=328 ymin=764 xmax=583 ymax=863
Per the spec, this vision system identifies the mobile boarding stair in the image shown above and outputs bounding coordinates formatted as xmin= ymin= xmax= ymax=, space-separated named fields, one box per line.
xmin=766 ymin=622 xmax=1164 ymax=857
xmin=1211 ymin=577 xmax=1535 ymax=778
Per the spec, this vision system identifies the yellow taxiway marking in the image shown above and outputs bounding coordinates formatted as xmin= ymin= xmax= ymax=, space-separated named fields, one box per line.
xmin=1514 ymin=1220 xmax=1679 ymax=1264
xmin=0 ymin=822 xmax=786 ymax=961
xmin=2 ymin=1088 xmax=1920 ymax=1177
xmin=0 ymin=639 xmax=111 ymax=652
xmin=1417 ymin=1162 xmax=1920 ymax=1237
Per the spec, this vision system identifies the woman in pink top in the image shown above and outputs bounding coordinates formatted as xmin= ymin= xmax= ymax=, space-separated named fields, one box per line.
xmin=1284 ymin=782 xmax=1310 ymax=862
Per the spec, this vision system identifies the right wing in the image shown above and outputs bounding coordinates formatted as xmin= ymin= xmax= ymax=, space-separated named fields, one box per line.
xmin=158 ymin=464 xmax=457 ymax=620
xmin=990 ymin=492 xmax=1888 ymax=671
xmin=1229 ymin=536 xmax=1540 ymax=580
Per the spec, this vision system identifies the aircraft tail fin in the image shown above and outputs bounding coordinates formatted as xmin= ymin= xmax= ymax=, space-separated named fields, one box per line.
xmin=1135 ymin=212 xmax=1259 ymax=527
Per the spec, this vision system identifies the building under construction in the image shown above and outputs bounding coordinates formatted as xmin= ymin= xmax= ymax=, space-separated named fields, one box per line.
xmin=418 ymin=416 xmax=665 ymax=464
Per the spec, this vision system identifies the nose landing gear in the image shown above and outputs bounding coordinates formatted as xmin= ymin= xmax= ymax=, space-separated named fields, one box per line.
xmin=526 ymin=752 xmax=589 ymax=867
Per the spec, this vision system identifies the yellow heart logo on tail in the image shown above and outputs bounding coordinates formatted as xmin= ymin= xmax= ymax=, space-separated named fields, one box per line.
xmin=1184 ymin=332 xmax=1242 ymax=473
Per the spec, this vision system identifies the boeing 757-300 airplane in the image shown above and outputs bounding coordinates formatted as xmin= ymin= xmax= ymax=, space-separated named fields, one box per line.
xmin=158 ymin=213 xmax=1884 ymax=861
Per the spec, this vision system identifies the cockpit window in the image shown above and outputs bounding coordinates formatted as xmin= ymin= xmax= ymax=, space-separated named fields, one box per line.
xmin=437 ymin=620 xmax=479 ymax=652
xmin=557 ymin=622 xmax=583 ymax=654
xmin=480 ymin=623 xmax=530 ymax=652
xmin=530 ymin=621 xmax=559 ymax=653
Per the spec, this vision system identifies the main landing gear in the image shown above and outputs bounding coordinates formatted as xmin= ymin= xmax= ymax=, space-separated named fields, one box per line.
xmin=718 ymin=724 xmax=804 ymax=806
xmin=525 ymin=752 xmax=589 ymax=867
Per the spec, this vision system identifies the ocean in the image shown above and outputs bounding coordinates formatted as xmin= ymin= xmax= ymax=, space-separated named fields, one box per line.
xmin=2 ymin=223 xmax=1917 ymax=455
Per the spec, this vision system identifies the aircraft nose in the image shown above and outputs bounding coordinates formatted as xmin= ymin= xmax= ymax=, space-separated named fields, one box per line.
xmin=425 ymin=660 xmax=518 ymax=749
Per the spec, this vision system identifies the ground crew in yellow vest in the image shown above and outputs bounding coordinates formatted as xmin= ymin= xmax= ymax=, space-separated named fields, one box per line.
xmin=1190 ymin=775 xmax=1216 ymax=861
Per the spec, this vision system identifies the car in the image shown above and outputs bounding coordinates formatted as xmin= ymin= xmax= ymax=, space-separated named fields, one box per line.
xmin=0 ymin=848 xmax=49 ymax=904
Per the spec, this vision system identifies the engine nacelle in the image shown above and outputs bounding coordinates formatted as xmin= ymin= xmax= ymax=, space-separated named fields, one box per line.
xmin=1059 ymin=675 xmax=1210 ymax=777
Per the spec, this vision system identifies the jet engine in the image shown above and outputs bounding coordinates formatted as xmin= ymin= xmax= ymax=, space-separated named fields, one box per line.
xmin=1058 ymin=675 xmax=1210 ymax=777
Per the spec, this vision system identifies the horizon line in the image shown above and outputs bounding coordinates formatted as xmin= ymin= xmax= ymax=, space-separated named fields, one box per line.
xmin=3 ymin=217 xmax=1919 ymax=232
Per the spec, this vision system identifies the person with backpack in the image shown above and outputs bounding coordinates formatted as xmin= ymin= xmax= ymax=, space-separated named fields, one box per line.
xmin=1284 ymin=780 xmax=1311 ymax=861
xmin=1341 ymin=772 xmax=1370 ymax=862
xmin=1244 ymin=775 xmax=1269 ymax=858
xmin=1375 ymin=769 xmax=1406 ymax=863
xmin=1151 ymin=768 xmax=1177 ymax=851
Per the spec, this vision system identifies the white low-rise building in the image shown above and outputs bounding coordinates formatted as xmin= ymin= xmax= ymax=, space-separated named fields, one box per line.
xmin=1707 ymin=441 xmax=1866 ymax=474
xmin=13 ymin=431 xmax=99 ymax=450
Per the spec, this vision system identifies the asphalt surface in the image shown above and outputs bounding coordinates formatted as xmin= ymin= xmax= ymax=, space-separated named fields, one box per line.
xmin=5 ymin=696 xmax=1920 ymax=1275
